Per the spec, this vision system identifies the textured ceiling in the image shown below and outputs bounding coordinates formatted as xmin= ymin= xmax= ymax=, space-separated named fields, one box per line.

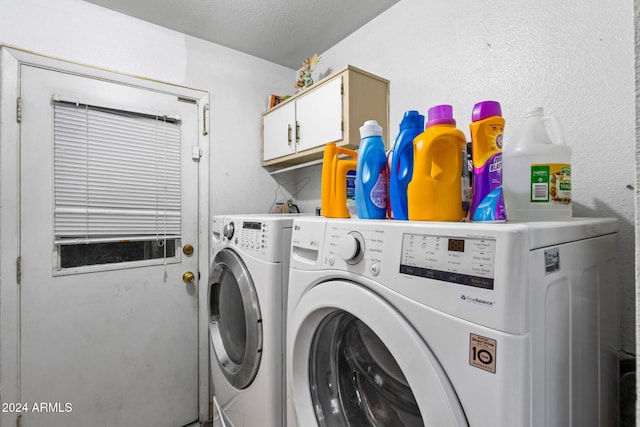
xmin=81 ymin=0 xmax=400 ymax=69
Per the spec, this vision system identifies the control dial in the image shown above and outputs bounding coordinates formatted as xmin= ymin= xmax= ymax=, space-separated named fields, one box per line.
xmin=337 ymin=232 xmax=365 ymax=264
xmin=223 ymin=222 xmax=235 ymax=240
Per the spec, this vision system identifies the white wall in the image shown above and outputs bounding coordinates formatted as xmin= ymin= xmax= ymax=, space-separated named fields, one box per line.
xmin=1 ymin=0 xmax=635 ymax=354
xmin=295 ymin=0 xmax=636 ymax=353
xmin=0 ymin=0 xmax=295 ymax=217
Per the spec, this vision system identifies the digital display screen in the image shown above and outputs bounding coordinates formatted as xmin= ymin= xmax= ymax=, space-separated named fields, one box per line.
xmin=448 ymin=238 xmax=465 ymax=252
xmin=243 ymin=221 xmax=262 ymax=230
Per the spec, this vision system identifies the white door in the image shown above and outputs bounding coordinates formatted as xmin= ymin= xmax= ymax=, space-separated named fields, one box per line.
xmin=18 ymin=64 xmax=200 ymax=426
xmin=288 ymin=279 xmax=469 ymax=427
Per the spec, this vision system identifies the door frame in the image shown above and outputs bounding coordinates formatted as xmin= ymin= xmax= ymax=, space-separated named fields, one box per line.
xmin=0 ymin=46 xmax=211 ymax=424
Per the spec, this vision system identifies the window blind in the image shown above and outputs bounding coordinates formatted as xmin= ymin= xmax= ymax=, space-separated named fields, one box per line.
xmin=53 ymin=101 xmax=182 ymax=244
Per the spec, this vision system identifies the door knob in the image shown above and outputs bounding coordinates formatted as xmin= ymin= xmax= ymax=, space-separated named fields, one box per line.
xmin=182 ymin=271 xmax=195 ymax=283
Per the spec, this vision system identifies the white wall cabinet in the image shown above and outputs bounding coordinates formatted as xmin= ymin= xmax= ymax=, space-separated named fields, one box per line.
xmin=262 ymin=101 xmax=296 ymax=160
xmin=261 ymin=66 xmax=389 ymax=168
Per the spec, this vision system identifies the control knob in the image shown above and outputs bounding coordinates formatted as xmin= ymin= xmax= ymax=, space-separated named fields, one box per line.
xmin=337 ymin=232 xmax=365 ymax=264
xmin=223 ymin=222 xmax=235 ymax=240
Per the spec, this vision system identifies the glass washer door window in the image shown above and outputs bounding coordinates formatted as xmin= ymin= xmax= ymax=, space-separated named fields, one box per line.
xmin=208 ymin=248 xmax=262 ymax=389
xmin=288 ymin=279 xmax=469 ymax=427
xmin=310 ymin=310 xmax=423 ymax=426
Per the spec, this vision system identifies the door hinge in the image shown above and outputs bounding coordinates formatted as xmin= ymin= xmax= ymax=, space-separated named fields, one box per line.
xmin=16 ymin=97 xmax=22 ymax=123
xmin=341 ymin=83 xmax=344 ymax=95
xmin=16 ymin=256 xmax=21 ymax=285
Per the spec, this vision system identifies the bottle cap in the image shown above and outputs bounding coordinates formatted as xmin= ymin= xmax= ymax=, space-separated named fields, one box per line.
xmin=399 ymin=110 xmax=425 ymax=131
xmin=472 ymin=100 xmax=502 ymax=122
xmin=359 ymin=120 xmax=383 ymax=138
xmin=426 ymin=105 xmax=455 ymax=128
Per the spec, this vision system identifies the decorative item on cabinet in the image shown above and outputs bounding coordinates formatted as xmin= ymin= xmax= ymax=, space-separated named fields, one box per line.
xmin=261 ymin=65 xmax=389 ymax=169
xmin=295 ymin=54 xmax=321 ymax=93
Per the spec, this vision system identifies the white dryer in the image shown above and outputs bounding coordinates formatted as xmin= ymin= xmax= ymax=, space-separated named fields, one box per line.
xmin=286 ymin=217 xmax=619 ymax=427
xmin=209 ymin=214 xmax=295 ymax=427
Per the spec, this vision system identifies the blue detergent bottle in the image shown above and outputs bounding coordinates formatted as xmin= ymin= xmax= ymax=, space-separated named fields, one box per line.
xmin=388 ymin=110 xmax=425 ymax=220
xmin=356 ymin=120 xmax=388 ymax=219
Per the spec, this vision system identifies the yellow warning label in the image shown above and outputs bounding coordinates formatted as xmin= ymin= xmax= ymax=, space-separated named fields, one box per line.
xmin=469 ymin=333 xmax=497 ymax=374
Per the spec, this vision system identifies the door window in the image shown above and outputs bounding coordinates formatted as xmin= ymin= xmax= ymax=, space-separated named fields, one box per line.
xmin=209 ymin=248 xmax=262 ymax=389
xmin=53 ymin=100 xmax=181 ymax=271
xmin=211 ymin=262 xmax=247 ymax=364
xmin=309 ymin=310 xmax=423 ymax=426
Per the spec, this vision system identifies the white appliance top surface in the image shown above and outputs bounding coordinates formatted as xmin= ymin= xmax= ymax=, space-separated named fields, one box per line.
xmin=505 ymin=217 xmax=618 ymax=248
xmin=305 ymin=217 xmax=618 ymax=249
xmin=220 ymin=213 xmax=302 ymax=224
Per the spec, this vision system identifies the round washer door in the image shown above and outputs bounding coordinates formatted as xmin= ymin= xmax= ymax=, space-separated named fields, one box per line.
xmin=288 ymin=279 xmax=468 ymax=427
xmin=208 ymin=248 xmax=262 ymax=389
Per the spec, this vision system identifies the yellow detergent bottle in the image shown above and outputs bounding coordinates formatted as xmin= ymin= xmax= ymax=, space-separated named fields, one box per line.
xmin=321 ymin=143 xmax=357 ymax=218
xmin=408 ymin=105 xmax=467 ymax=221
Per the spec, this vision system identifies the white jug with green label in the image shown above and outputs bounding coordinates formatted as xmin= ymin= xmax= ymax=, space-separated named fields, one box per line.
xmin=503 ymin=107 xmax=571 ymax=221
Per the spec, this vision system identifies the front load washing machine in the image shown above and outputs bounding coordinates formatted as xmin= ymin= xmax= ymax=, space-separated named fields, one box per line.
xmin=209 ymin=214 xmax=295 ymax=427
xmin=286 ymin=217 xmax=619 ymax=426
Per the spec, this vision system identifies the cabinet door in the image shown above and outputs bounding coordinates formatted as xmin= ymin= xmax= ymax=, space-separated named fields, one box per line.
xmin=296 ymin=76 xmax=343 ymax=152
xmin=263 ymin=101 xmax=296 ymax=161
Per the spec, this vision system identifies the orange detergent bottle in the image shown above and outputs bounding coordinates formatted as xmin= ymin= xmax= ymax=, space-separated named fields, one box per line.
xmin=321 ymin=143 xmax=358 ymax=218
xmin=407 ymin=105 xmax=467 ymax=221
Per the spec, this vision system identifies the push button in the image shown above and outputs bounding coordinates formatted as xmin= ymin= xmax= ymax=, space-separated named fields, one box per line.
xmin=370 ymin=263 xmax=380 ymax=276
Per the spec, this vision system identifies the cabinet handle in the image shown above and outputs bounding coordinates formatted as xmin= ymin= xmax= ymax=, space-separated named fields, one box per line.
xmin=295 ymin=121 xmax=300 ymax=143
xmin=287 ymin=124 xmax=292 ymax=146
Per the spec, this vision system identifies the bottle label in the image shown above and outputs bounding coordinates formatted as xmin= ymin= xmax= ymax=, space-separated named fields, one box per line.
xmin=530 ymin=164 xmax=571 ymax=204
xmin=370 ymin=168 xmax=388 ymax=209
xmin=461 ymin=148 xmax=471 ymax=212
xmin=346 ymin=170 xmax=356 ymax=200
xmin=470 ymin=152 xmax=507 ymax=221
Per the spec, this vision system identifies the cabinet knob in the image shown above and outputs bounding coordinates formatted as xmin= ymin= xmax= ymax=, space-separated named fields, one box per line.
xmin=287 ymin=124 xmax=292 ymax=145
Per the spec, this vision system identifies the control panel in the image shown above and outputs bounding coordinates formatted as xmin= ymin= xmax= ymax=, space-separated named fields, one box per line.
xmin=400 ymin=233 xmax=496 ymax=289
xmin=224 ymin=220 xmax=268 ymax=252
xmin=319 ymin=221 xmax=496 ymax=290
